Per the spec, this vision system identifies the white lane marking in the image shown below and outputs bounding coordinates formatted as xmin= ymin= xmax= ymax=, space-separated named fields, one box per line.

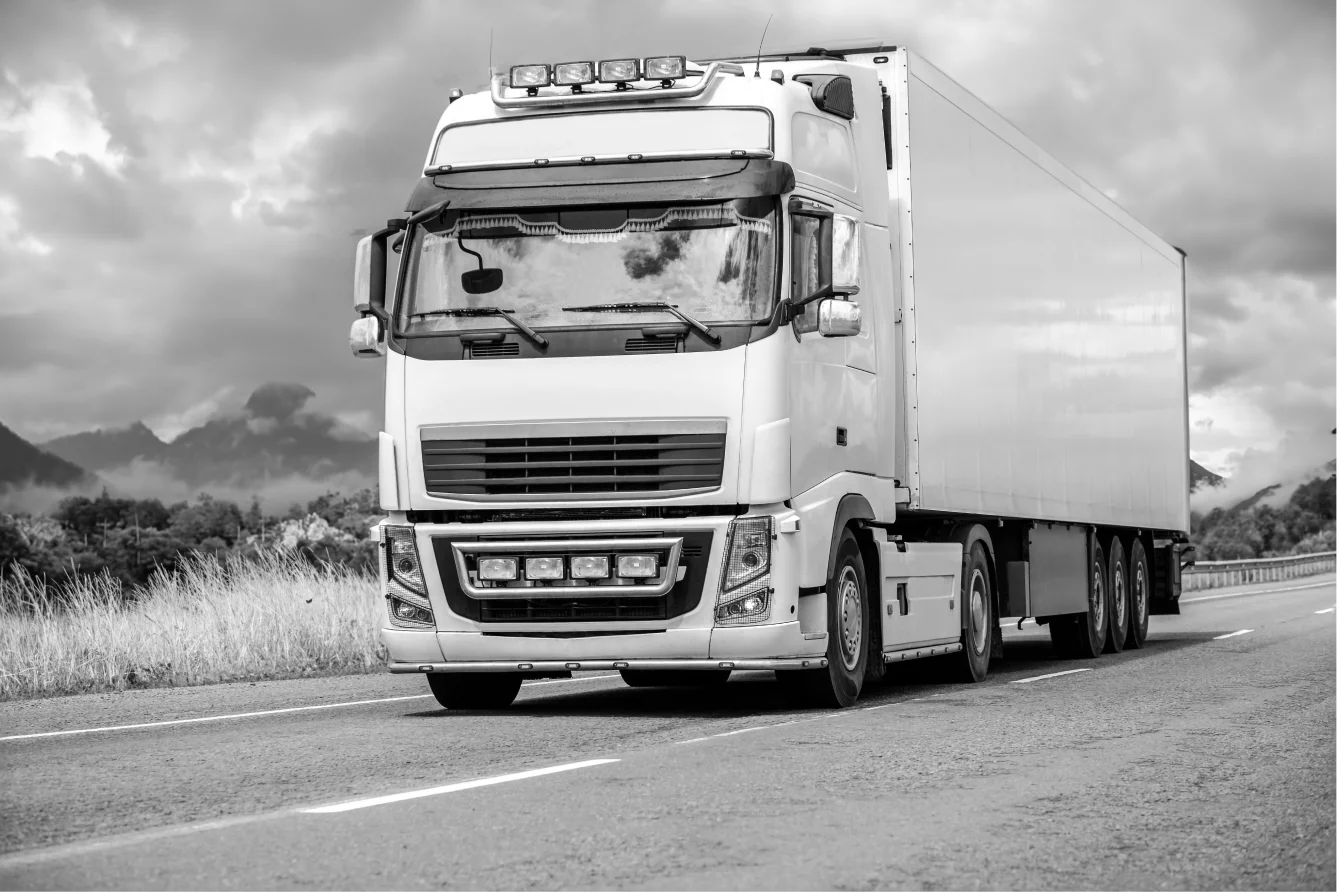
xmin=0 ymin=674 xmax=621 ymax=743
xmin=1011 ymin=668 xmax=1092 ymax=684
xmin=1213 ymin=629 xmax=1254 ymax=640
xmin=301 ymin=759 xmax=620 ymax=814
xmin=1180 ymin=579 xmax=1335 ymax=604
xmin=1315 ymin=608 xmax=1335 ymax=615
xmin=675 ymin=712 xmax=836 ymax=745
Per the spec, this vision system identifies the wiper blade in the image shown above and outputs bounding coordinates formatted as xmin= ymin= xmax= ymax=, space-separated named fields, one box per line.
xmin=562 ymin=302 xmax=720 ymax=345
xmin=409 ymin=307 xmax=548 ymax=348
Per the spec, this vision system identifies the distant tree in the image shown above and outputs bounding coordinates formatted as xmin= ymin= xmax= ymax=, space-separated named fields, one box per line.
xmin=0 ymin=516 xmax=32 ymax=575
xmin=168 ymin=494 xmax=245 ymax=545
xmin=1290 ymin=476 xmax=1336 ymax=521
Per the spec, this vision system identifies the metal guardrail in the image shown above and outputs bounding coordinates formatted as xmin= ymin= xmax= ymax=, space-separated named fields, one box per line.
xmin=1182 ymin=551 xmax=1336 ymax=592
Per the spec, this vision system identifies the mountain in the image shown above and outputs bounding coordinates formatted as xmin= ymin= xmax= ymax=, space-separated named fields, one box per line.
xmin=37 ymin=383 xmax=375 ymax=490
xmin=0 ymin=421 xmax=94 ymax=489
xmin=1190 ymin=460 xmax=1224 ymax=492
xmin=43 ymin=421 xmax=167 ymax=471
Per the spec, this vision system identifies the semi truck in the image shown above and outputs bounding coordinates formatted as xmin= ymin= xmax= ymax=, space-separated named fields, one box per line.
xmin=349 ymin=43 xmax=1192 ymax=710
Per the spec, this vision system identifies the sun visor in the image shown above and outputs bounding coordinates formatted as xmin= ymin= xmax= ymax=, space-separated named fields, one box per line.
xmin=404 ymin=158 xmax=795 ymax=212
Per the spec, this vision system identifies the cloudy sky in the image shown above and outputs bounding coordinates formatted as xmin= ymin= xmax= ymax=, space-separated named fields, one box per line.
xmin=1 ymin=0 xmax=1333 ymax=486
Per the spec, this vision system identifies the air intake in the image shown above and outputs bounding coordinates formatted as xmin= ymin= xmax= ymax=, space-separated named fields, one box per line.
xmin=421 ymin=424 xmax=726 ymax=498
xmin=624 ymin=337 xmax=679 ymax=354
xmin=470 ymin=341 xmax=520 ymax=358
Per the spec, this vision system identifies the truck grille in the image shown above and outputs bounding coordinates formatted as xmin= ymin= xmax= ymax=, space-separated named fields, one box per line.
xmin=422 ymin=431 xmax=726 ymax=497
xmin=479 ymin=597 xmax=667 ymax=622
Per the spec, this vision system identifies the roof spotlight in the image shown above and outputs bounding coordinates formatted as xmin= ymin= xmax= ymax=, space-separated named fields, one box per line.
xmin=597 ymin=58 xmax=640 ymax=85
xmin=553 ymin=61 xmax=596 ymax=87
xmin=509 ymin=64 xmax=551 ymax=89
xmin=643 ymin=56 xmax=686 ymax=81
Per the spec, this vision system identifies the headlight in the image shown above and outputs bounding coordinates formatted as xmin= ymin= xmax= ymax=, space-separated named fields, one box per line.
xmin=643 ymin=56 xmax=685 ymax=80
xmin=553 ymin=61 xmax=595 ymax=86
xmin=716 ymin=516 xmax=773 ymax=625
xmin=571 ymin=555 xmax=611 ymax=579
xmin=384 ymin=525 xmax=425 ymax=594
xmin=509 ymin=64 xmax=551 ymax=88
xmin=597 ymin=58 xmax=640 ymax=84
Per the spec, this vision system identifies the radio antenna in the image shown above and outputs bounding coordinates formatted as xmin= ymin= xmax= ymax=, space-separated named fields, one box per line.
xmin=487 ymin=28 xmax=494 ymax=78
xmin=753 ymin=14 xmax=773 ymax=77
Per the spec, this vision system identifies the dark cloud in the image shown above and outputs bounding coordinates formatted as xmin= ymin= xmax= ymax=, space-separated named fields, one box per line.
xmin=0 ymin=0 xmax=1331 ymax=487
xmin=244 ymin=382 xmax=315 ymax=421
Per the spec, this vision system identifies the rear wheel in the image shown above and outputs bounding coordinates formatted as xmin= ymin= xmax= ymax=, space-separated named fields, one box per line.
xmin=620 ymin=669 xmax=731 ymax=688
xmin=427 ymin=673 xmax=522 ymax=710
xmin=1125 ymin=539 xmax=1151 ymax=649
xmin=1049 ymin=540 xmax=1109 ymax=659
xmin=778 ymin=528 xmax=868 ymax=708
xmin=1104 ymin=537 xmax=1129 ymax=653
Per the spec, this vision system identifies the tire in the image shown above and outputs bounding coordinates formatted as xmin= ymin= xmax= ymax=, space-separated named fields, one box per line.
xmin=620 ymin=669 xmax=731 ymax=688
xmin=949 ymin=540 xmax=994 ymax=682
xmin=1125 ymin=539 xmax=1151 ymax=649
xmin=427 ymin=673 xmax=522 ymax=710
xmin=777 ymin=528 xmax=868 ymax=708
xmin=1048 ymin=539 xmax=1109 ymax=659
xmin=1104 ymin=536 xmax=1129 ymax=654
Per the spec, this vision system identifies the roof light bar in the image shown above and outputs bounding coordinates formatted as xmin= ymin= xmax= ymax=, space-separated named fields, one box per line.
xmin=643 ymin=56 xmax=685 ymax=80
xmin=509 ymin=64 xmax=550 ymax=89
xmin=597 ymin=58 xmax=640 ymax=84
xmin=553 ymin=61 xmax=595 ymax=86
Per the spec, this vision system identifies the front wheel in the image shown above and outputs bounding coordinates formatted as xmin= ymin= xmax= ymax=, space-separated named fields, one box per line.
xmin=427 ymin=673 xmax=522 ymax=710
xmin=949 ymin=541 xmax=994 ymax=682
xmin=778 ymin=528 xmax=868 ymax=708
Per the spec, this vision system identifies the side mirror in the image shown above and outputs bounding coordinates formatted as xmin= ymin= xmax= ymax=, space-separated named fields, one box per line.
xmin=349 ymin=316 xmax=385 ymax=358
xmin=817 ymin=299 xmax=862 ymax=337
xmin=353 ymin=218 xmax=407 ymax=318
xmin=461 ymin=267 xmax=503 ymax=295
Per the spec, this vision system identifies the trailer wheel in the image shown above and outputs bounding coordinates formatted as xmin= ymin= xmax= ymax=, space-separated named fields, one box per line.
xmin=778 ymin=528 xmax=868 ymax=708
xmin=1125 ymin=539 xmax=1151 ymax=649
xmin=1104 ymin=537 xmax=1129 ymax=653
xmin=949 ymin=541 xmax=994 ymax=682
xmin=427 ymin=673 xmax=522 ymax=710
xmin=620 ymin=669 xmax=731 ymax=688
xmin=1049 ymin=540 xmax=1109 ymax=659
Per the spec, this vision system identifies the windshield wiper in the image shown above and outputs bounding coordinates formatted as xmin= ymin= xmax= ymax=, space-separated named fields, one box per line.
xmin=409 ymin=307 xmax=548 ymax=348
xmin=562 ymin=302 xmax=721 ymax=345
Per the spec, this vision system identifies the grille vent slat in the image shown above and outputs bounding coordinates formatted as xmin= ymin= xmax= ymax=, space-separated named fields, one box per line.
xmin=422 ymin=431 xmax=725 ymax=497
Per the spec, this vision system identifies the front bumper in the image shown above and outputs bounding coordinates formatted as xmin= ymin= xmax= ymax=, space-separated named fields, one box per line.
xmin=380 ymin=513 xmax=826 ymax=667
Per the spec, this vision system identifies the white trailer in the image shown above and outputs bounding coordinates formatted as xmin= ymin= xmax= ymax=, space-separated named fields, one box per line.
xmin=350 ymin=44 xmax=1191 ymax=710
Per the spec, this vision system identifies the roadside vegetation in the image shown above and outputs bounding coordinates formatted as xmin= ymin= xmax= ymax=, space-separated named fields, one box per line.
xmin=0 ymin=552 xmax=383 ymax=700
xmin=1190 ymin=474 xmax=1336 ymax=560
xmin=0 ymin=489 xmax=386 ymax=700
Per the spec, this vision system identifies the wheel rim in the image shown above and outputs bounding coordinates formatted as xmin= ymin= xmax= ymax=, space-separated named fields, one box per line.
xmin=1091 ymin=565 xmax=1106 ymax=629
xmin=968 ymin=568 xmax=988 ymax=654
xmin=1112 ymin=563 xmax=1126 ymax=628
xmin=838 ymin=566 xmax=863 ymax=671
xmin=1134 ymin=561 xmax=1148 ymax=624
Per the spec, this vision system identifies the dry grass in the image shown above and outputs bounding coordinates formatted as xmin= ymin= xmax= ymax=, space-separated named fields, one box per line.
xmin=0 ymin=553 xmax=385 ymax=700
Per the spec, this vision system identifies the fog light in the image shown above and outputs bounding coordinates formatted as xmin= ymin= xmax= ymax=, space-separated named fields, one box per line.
xmin=479 ymin=557 xmax=518 ymax=580
xmin=571 ymin=555 xmax=610 ymax=579
xmin=525 ymin=556 xmax=565 ymax=580
xmin=617 ymin=554 xmax=658 ymax=578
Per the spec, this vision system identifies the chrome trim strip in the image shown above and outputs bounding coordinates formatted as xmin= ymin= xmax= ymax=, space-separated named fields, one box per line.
xmin=881 ymin=641 xmax=963 ymax=663
xmin=425 ymin=149 xmax=772 ymax=176
xmin=450 ymin=537 xmax=683 ymax=599
xmin=389 ymin=656 xmax=829 ymax=673
xmin=489 ymin=62 xmax=744 ymax=109
xmin=420 ymin=417 xmax=727 ymax=440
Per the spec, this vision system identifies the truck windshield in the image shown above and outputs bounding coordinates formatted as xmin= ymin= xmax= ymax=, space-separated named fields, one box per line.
xmin=397 ymin=198 xmax=777 ymax=336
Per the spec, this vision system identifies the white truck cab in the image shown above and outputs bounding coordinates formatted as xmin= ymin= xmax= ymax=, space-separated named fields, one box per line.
xmin=351 ymin=45 xmax=1191 ymax=710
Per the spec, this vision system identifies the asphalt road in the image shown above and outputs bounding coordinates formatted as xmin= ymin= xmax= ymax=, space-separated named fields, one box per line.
xmin=1 ymin=575 xmax=1333 ymax=890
